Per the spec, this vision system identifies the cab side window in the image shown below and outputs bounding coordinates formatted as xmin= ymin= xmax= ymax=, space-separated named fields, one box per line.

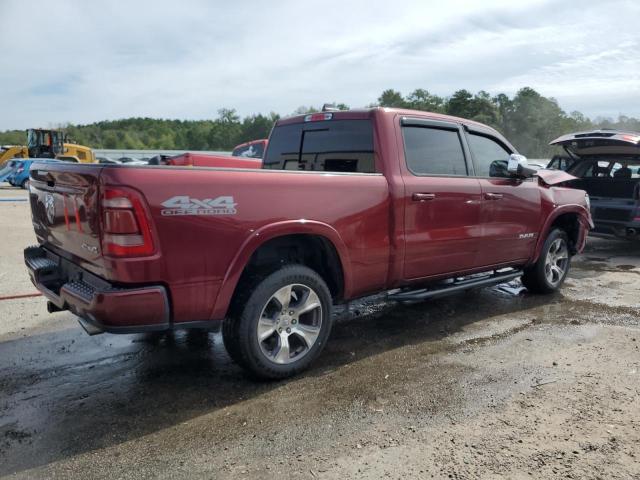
xmin=402 ymin=126 xmax=467 ymax=176
xmin=467 ymin=133 xmax=512 ymax=178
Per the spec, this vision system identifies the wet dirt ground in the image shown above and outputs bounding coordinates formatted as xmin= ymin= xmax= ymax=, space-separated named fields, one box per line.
xmin=0 ymin=187 xmax=638 ymax=479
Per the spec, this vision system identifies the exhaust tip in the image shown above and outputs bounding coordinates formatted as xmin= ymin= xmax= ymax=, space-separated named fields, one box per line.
xmin=46 ymin=301 xmax=63 ymax=313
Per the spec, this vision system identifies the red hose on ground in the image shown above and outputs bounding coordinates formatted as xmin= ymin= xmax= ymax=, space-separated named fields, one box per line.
xmin=0 ymin=292 xmax=43 ymax=301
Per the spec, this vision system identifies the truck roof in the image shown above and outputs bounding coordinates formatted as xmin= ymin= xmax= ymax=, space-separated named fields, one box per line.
xmin=278 ymin=107 xmax=493 ymax=128
xmin=277 ymin=107 xmax=513 ymax=151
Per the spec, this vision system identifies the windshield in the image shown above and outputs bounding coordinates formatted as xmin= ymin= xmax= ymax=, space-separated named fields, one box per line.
xmin=26 ymin=130 xmax=40 ymax=148
xmin=27 ymin=129 xmax=64 ymax=155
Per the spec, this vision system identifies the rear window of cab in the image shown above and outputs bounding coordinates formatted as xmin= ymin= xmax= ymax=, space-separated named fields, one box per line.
xmin=263 ymin=120 xmax=375 ymax=173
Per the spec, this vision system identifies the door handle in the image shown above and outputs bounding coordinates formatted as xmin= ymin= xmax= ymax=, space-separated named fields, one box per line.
xmin=484 ymin=192 xmax=503 ymax=200
xmin=412 ymin=193 xmax=436 ymax=202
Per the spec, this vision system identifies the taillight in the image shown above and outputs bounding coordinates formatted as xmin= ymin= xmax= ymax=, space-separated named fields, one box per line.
xmin=304 ymin=113 xmax=332 ymax=122
xmin=101 ymin=186 xmax=155 ymax=257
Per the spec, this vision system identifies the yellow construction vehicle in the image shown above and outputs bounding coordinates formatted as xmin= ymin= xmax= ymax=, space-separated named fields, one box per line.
xmin=0 ymin=128 xmax=95 ymax=166
xmin=0 ymin=145 xmax=28 ymax=165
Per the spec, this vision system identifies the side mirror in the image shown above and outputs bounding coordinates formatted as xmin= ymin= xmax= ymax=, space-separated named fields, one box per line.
xmin=507 ymin=154 xmax=536 ymax=178
xmin=489 ymin=160 xmax=509 ymax=177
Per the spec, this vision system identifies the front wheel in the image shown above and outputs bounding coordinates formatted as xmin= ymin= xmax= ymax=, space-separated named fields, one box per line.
xmin=522 ymin=228 xmax=571 ymax=294
xmin=223 ymin=264 xmax=333 ymax=379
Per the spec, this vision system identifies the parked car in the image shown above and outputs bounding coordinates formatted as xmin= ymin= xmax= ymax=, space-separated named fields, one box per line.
xmin=147 ymin=154 xmax=172 ymax=165
xmin=25 ymin=107 xmax=592 ymax=379
xmin=0 ymin=159 xmax=21 ymax=183
xmin=118 ymin=157 xmax=148 ymax=165
xmin=546 ymin=155 xmax=576 ymax=171
xmin=8 ymin=158 xmax=66 ymax=189
xmin=232 ymin=139 xmax=268 ymax=159
xmin=96 ymin=156 xmax=120 ymax=164
xmin=550 ymin=130 xmax=640 ymax=239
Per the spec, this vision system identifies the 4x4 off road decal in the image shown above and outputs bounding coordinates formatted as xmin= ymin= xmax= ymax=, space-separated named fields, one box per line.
xmin=161 ymin=196 xmax=237 ymax=216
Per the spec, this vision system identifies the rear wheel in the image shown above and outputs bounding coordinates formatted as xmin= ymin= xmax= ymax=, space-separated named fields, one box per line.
xmin=522 ymin=228 xmax=570 ymax=293
xmin=21 ymin=179 xmax=29 ymax=190
xmin=222 ymin=264 xmax=333 ymax=379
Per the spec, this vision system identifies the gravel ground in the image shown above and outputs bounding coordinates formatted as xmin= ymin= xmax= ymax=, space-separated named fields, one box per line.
xmin=0 ymin=187 xmax=638 ymax=479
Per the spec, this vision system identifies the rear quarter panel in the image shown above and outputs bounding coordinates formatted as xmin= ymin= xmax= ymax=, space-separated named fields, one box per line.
xmin=100 ymin=166 xmax=391 ymax=323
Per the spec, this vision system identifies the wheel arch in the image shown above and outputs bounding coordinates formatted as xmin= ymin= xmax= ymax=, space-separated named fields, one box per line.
xmin=532 ymin=205 xmax=590 ymax=264
xmin=210 ymin=220 xmax=352 ymax=319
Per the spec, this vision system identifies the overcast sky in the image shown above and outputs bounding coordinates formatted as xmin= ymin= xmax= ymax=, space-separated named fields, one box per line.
xmin=1 ymin=0 xmax=638 ymax=130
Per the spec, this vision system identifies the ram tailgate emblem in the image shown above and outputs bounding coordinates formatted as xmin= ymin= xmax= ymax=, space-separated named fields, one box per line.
xmin=45 ymin=193 xmax=55 ymax=224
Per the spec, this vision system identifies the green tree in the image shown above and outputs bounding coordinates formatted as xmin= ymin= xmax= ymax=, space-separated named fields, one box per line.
xmin=468 ymin=90 xmax=499 ymax=127
xmin=406 ymin=89 xmax=445 ymax=113
xmin=492 ymin=93 xmax=514 ymax=138
xmin=0 ymin=130 xmax=25 ymax=145
xmin=1 ymin=88 xmax=637 ymax=158
xmin=241 ymin=113 xmax=279 ymax=142
xmin=445 ymin=89 xmax=474 ymax=118
xmin=293 ymin=106 xmax=319 ymax=115
xmin=377 ymin=89 xmax=407 ymax=108
xmin=506 ymin=88 xmax=570 ymax=157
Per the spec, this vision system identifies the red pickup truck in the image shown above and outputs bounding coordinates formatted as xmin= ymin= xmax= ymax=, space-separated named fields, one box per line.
xmin=24 ymin=108 xmax=592 ymax=378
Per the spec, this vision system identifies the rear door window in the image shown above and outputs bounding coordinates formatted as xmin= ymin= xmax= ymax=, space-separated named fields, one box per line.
xmin=402 ymin=126 xmax=467 ymax=176
xmin=263 ymin=120 xmax=375 ymax=173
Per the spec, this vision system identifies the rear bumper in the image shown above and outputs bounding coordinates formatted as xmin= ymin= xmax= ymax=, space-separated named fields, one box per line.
xmin=590 ymin=199 xmax=640 ymax=239
xmin=24 ymin=245 xmax=170 ymax=334
xmin=591 ymin=218 xmax=640 ymax=239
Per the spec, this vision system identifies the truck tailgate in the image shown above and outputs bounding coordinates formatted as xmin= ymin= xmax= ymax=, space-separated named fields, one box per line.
xmin=29 ymin=162 xmax=105 ymax=273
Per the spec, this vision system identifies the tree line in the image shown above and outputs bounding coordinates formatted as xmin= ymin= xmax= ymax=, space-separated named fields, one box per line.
xmin=375 ymin=87 xmax=639 ymax=157
xmin=1 ymin=87 xmax=638 ymax=158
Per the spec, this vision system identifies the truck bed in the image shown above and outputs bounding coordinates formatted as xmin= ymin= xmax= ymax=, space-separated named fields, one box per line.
xmin=28 ymin=162 xmax=391 ymax=324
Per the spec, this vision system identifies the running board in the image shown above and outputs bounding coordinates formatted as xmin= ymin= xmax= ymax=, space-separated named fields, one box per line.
xmin=387 ymin=269 xmax=523 ymax=302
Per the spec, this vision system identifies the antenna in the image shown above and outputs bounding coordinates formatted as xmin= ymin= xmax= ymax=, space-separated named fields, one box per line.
xmin=321 ymin=103 xmax=341 ymax=112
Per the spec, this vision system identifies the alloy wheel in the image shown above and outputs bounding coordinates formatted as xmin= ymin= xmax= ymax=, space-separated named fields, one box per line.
xmin=256 ymin=283 xmax=323 ymax=364
xmin=544 ymin=237 xmax=569 ymax=286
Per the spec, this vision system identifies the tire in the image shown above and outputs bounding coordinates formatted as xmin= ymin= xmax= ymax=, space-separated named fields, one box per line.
xmin=21 ymin=179 xmax=29 ymax=190
xmin=522 ymin=228 xmax=571 ymax=294
xmin=222 ymin=264 xmax=333 ymax=379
